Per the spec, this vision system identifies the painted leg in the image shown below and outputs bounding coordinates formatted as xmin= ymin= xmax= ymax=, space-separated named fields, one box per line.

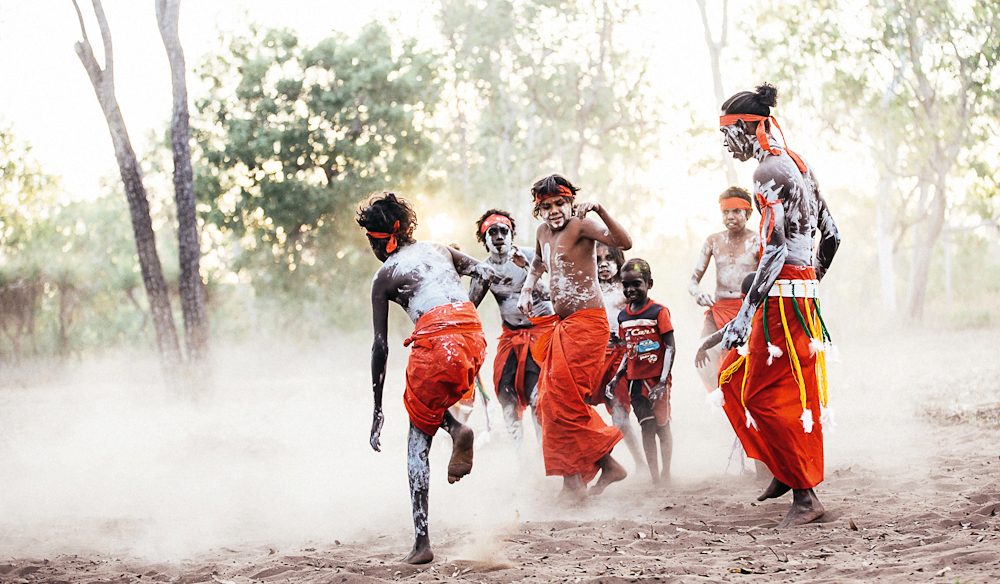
xmin=403 ymin=425 xmax=434 ymax=564
xmin=501 ymin=401 xmax=524 ymax=444
xmin=441 ymin=409 xmax=474 ymax=483
xmin=657 ymin=422 xmax=672 ymax=482
xmin=525 ymin=371 xmax=544 ymax=446
xmin=778 ymin=488 xmax=825 ymax=528
xmin=754 ymin=460 xmax=772 ymax=483
xmin=611 ymin=402 xmax=646 ymax=473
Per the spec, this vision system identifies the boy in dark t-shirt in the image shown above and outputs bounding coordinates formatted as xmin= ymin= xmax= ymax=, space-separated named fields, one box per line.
xmin=606 ymin=258 xmax=675 ymax=483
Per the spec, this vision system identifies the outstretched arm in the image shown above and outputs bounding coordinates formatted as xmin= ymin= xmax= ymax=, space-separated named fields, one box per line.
xmin=440 ymin=245 xmax=497 ymax=288
xmin=722 ymin=171 xmax=789 ymax=349
xmin=695 ymin=328 xmax=725 ymax=368
xmin=813 ymin=191 xmax=840 ymax=281
xmin=577 ymin=202 xmax=633 ymax=250
xmin=369 ymin=277 xmax=390 ymax=452
xmin=688 ymin=239 xmax=715 ymax=306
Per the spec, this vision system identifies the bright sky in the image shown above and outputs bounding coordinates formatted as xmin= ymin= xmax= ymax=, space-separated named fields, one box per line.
xmin=0 ymin=1 xmax=870 ymax=241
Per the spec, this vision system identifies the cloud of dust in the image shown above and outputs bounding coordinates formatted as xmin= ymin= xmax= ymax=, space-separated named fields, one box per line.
xmin=0 ymin=302 xmax=992 ymax=562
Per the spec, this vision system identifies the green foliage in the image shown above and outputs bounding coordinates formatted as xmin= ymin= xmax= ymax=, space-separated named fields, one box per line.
xmin=192 ymin=24 xmax=438 ymax=301
xmin=0 ymin=127 xmax=155 ymax=359
xmin=434 ymin=0 xmax=660 ymax=224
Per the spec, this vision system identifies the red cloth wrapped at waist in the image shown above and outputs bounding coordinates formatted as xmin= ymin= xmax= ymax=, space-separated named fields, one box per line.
xmin=587 ymin=342 xmax=629 ymax=412
xmin=533 ymin=307 xmax=622 ymax=481
xmin=494 ymin=314 xmax=559 ymax=413
xmin=707 ymin=297 xmax=744 ymax=330
xmin=719 ymin=264 xmax=824 ymax=489
xmin=402 ymin=302 xmax=487 ymax=436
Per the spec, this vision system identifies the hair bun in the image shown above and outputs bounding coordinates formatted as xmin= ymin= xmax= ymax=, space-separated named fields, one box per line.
xmin=755 ymin=83 xmax=778 ymax=108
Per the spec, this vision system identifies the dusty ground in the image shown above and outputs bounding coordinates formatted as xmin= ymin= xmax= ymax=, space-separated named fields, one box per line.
xmin=1 ymin=327 xmax=998 ymax=583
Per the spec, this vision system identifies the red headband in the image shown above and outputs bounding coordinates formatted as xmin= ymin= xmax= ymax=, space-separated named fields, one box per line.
xmin=720 ymin=198 xmax=752 ymax=211
xmin=480 ymin=214 xmax=513 ymax=235
xmin=534 ymin=184 xmax=574 ymax=204
xmin=719 ymin=114 xmax=807 ymax=174
xmin=367 ymin=220 xmax=400 ymax=254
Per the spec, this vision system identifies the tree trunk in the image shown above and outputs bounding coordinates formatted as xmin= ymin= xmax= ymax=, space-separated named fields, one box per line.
xmin=72 ymin=0 xmax=182 ymax=367
xmin=906 ymin=173 xmax=947 ymax=321
xmin=874 ymin=170 xmax=897 ymax=315
xmin=156 ymin=0 xmax=209 ymax=362
xmin=695 ymin=0 xmax=737 ymax=185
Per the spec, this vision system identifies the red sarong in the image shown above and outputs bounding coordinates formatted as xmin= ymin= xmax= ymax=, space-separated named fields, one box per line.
xmin=707 ymin=297 xmax=743 ymax=329
xmin=532 ymin=308 xmax=623 ymax=481
xmin=403 ymin=302 xmax=487 ymax=436
xmin=587 ymin=344 xmax=630 ymax=413
xmin=493 ymin=315 xmax=560 ymax=414
xmin=719 ymin=265 xmax=823 ymax=489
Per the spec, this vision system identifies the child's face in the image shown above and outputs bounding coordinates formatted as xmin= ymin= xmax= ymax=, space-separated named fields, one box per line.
xmin=621 ymin=269 xmax=651 ymax=305
xmin=596 ymin=245 xmax=620 ymax=283
xmin=722 ymin=207 xmax=750 ymax=231
xmin=537 ymin=196 xmax=573 ymax=231
xmin=484 ymin=223 xmax=513 ymax=256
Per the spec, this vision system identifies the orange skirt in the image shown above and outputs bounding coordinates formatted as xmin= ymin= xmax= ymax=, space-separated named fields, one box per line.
xmin=532 ymin=308 xmax=622 ymax=481
xmin=403 ymin=302 xmax=487 ymax=436
xmin=719 ymin=265 xmax=824 ymax=489
xmin=493 ymin=315 xmax=559 ymax=414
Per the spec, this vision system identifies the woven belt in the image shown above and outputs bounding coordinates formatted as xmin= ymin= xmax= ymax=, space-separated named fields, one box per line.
xmin=767 ymin=279 xmax=820 ymax=298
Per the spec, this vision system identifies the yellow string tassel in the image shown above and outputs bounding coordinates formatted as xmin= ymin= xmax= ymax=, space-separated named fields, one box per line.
xmin=777 ymin=293 xmax=811 ymax=432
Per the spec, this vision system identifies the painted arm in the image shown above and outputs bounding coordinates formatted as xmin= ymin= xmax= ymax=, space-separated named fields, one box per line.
xmin=688 ymin=239 xmax=715 ymax=306
xmin=446 ymin=244 xmax=497 ymax=283
xmin=722 ymin=172 xmax=789 ymax=349
xmin=518 ymin=235 xmax=547 ymax=315
xmin=577 ymin=202 xmax=633 ymax=250
xmin=813 ymin=191 xmax=840 ymax=281
xmin=369 ymin=275 xmax=390 ymax=452
xmin=468 ymin=270 xmax=489 ymax=307
xmin=604 ymin=351 xmax=629 ymax=400
xmin=695 ymin=328 xmax=725 ymax=368
xmin=650 ymin=331 xmax=675 ymax=400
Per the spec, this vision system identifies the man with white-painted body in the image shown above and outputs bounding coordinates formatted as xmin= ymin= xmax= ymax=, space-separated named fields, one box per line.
xmin=716 ymin=84 xmax=840 ymax=528
xmin=468 ymin=209 xmax=555 ymax=445
xmin=518 ymin=174 xmax=631 ymax=500
xmin=359 ymin=192 xmax=496 ymax=564
xmin=689 ymin=186 xmax=761 ymax=390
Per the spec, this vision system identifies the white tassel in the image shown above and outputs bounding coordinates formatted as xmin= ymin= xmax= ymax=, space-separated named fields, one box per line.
xmin=766 ymin=343 xmax=783 ymax=365
xmin=820 ymin=406 xmax=836 ymax=431
xmin=737 ymin=343 xmax=749 ymax=356
xmin=800 ymin=408 xmax=814 ymax=433
xmin=824 ymin=341 xmax=840 ymax=362
xmin=707 ymin=387 xmax=725 ymax=408
xmin=744 ymin=408 xmax=758 ymax=430
xmin=809 ymin=337 xmax=825 ymax=355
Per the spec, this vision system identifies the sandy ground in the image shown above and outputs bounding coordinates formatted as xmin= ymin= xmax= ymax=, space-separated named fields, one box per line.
xmin=1 ymin=325 xmax=998 ymax=583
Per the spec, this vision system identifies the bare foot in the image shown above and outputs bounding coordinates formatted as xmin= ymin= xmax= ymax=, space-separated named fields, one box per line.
xmin=447 ymin=424 xmax=474 ymax=483
xmin=402 ymin=541 xmax=434 ymax=564
xmin=559 ymin=474 xmax=588 ymax=503
xmin=757 ymin=477 xmax=791 ymax=501
xmin=777 ymin=489 xmax=825 ymax=528
xmin=589 ymin=455 xmax=627 ymax=496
